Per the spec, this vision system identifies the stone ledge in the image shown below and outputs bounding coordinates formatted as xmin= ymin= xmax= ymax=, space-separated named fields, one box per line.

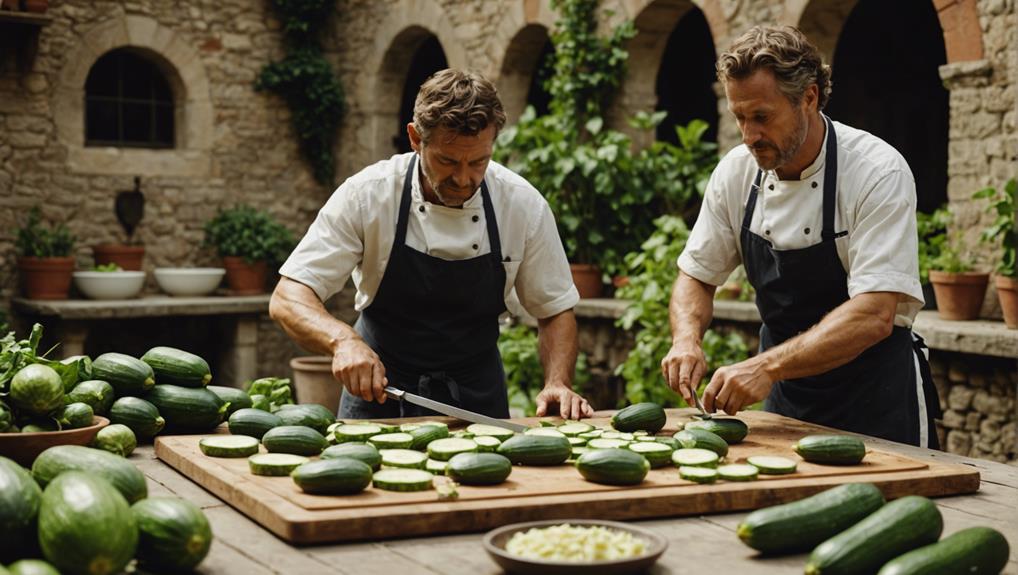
xmin=572 ymin=298 xmax=1018 ymax=359
xmin=12 ymin=295 xmax=270 ymax=319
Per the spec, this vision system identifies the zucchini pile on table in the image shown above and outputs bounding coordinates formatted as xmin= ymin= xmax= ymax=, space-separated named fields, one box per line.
xmin=738 ymin=482 xmax=1010 ymax=574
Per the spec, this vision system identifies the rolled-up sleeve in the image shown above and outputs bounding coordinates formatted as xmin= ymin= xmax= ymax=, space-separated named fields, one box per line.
xmin=514 ymin=200 xmax=580 ymax=319
xmin=846 ymin=169 xmax=923 ymax=303
xmin=279 ymin=182 xmax=364 ymax=302
xmin=677 ymin=170 xmax=742 ymax=286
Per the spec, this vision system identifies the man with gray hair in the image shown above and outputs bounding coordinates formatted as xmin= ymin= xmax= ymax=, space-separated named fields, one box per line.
xmin=662 ymin=26 xmax=940 ymax=447
xmin=271 ymin=69 xmax=593 ymax=421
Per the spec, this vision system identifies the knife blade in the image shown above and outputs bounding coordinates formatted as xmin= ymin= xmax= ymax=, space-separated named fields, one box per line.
xmin=690 ymin=387 xmax=712 ymax=420
xmin=384 ymin=387 xmax=529 ymax=432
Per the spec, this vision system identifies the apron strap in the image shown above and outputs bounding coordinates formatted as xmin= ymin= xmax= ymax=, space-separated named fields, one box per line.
xmin=418 ymin=372 xmax=462 ymax=406
xmin=392 ymin=155 xmax=417 ymax=253
xmin=819 ymin=115 xmax=842 ymax=241
xmin=479 ymin=180 xmax=503 ymax=263
xmin=743 ymin=169 xmax=763 ymax=230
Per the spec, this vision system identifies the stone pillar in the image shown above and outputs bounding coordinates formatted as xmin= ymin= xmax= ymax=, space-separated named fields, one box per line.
xmin=218 ymin=315 xmax=259 ymax=389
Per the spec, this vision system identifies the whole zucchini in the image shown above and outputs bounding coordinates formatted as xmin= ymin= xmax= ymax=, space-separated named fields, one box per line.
xmin=0 ymin=456 xmax=42 ymax=562
xmin=131 ymin=497 xmax=212 ymax=572
xmin=145 ymin=385 xmax=228 ymax=432
xmin=291 ymin=459 xmax=373 ymax=495
xmin=611 ymin=402 xmax=667 ymax=433
xmin=576 ymin=448 xmax=650 ymax=486
xmin=32 ymin=445 xmax=148 ymax=504
xmin=109 ymin=396 xmax=165 ymax=440
xmin=496 ymin=434 xmax=571 ymax=466
xmin=141 ymin=346 xmax=212 ymax=387
xmin=685 ymin=418 xmax=748 ymax=444
xmin=795 ymin=435 xmax=867 ymax=465
xmin=805 ymin=495 xmax=943 ymax=575
xmin=446 ymin=452 xmax=513 ymax=485
xmin=207 ymin=385 xmax=252 ymax=416
xmin=876 ymin=526 xmax=1009 ymax=575
xmin=261 ymin=426 xmax=327 ymax=456
xmin=737 ymin=483 xmax=885 ymax=554
xmin=92 ymin=352 xmax=155 ymax=396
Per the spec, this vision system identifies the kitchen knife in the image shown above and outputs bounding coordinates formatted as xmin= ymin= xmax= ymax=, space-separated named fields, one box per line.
xmin=384 ymin=387 xmax=529 ymax=432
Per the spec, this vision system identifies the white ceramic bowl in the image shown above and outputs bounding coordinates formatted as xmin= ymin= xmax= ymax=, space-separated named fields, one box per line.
xmin=73 ymin=271 xmax=146 ymax=300
xmin=153 ymin=267 xmax=225 ymax=297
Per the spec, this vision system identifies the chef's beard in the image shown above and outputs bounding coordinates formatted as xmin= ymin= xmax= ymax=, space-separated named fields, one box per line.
xmin=750 ymin=107 xmax=809 ymax=172
xmin=419 ymin=159 xmax=478 ymax=208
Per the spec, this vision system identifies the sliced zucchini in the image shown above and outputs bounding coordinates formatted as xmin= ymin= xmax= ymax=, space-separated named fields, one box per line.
xmin=557 ymin=422 xmax=593 ymax=436
xmin=567 ymin=437 xmax=588 ymax=447
xmin=627 ymin=441 xmax=674 ymax=468
xmin=578 ymin=430 xmax=603 ymax=439
xmin=372 ymin=468 xmax=434 ymax=492
xmin=334 ymin=424 xmax=382 ymax=443
xmin=473 ymin=435 xmax=502 ymax=452
xmin=747 ymin=456 xmax=798 ymax=475
xmin=465 ymin=423 xmax=516 ymax=440
xmin=425 ymin=458 xmax=448 ymax=474
xmin=248 ymin=453 xmax=308 ymax=476
xmin=671 ymin=448 xmax=720 ymax=468
xmin=367 ymin=432 xmax=414 ymax=449
xmin=679 ymin=466 xmax=719 ymax=484
xmin=380 ymin=449 xmax=428 ymax=469
xmin=427 ymin=437 xmax=479 ymax=461
xmin=718 ymin=463 xmax=759 ymax=481
xmin=587 ymin=438 xmax=630 ymax=450
xmin=569 ymin=447 xmax=591 ymax=460
xmin=400 ymin=421 xmax=449 ymax=432
xmin=370 ymin=422 xmax=400 ymax=434
xmin=199 ymin=435 xmax=260 ymax=458
xmin=524 ymin=428 xmax=566 ymax=438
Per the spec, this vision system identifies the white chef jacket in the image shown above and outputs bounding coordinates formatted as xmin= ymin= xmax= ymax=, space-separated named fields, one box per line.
xmin=678 ymin=119 xmax=924 ymax=327
xmin=280 ymin=152 xmax=579 ymax=319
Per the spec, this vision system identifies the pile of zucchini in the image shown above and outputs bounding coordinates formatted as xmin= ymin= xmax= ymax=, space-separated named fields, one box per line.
xmin=0 ymin=447 xmax=213 ymax=574
xmin=737 ymin=482 xmax=1010 ymax=574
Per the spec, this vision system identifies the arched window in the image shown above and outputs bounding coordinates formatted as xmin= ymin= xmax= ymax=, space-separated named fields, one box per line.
xmin=655 ymin=7 xmax=718 ymax=144
xmin=394 ymin=36 xmax=448 ymax=153
xmin=525 ymin=37 xmax=555 ymax=117
xmin=85 ymin=48 xmax=175 ymax=148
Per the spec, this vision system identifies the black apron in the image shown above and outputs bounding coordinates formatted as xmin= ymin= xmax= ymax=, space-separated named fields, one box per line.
xmin=338 ymin=155 xmax=510 ymax=419
xmin=743 ymin=116 xmax=941 ymax=448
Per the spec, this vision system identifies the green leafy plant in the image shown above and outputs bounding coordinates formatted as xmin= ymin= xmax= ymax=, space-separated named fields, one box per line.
xmin=930 ymin=231 xmax=974 ymax=274
xmin=94 ymin=263 xmax=122 ymax=272
xmin=974 ymin=178 xmax=1016 ymax=278
xmin=615 ymin=215 xmax=748 ymax=406
xmin=245 ymin=376 xmax=294 ymax=411
xmin=916 ymin=205 xmax=952 ymax=284
xmin=499 ymin=323 xmax=590 ymax=416
xmin=203 ymin=205 xmax=295 ymax=265
xmin=494 ymin=0 xmax=716 ymax=278
xmin=0 ymin=323 xmax=83 ymax=395
xmin=256 ymin=0 xmax=345 ymax=185
xmin=15 ymin=207 xmax=75 ymax=258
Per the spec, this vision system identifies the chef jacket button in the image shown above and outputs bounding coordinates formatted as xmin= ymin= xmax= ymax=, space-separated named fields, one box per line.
xmin=765 ymin=230 xmax=771 ymax=236
xmin=472 ymin=215 xmax=479 ymax=222
xmin=418 ymin=205 xmax=425 ymax=213
xmin=472 ymin=244 xmax=479 ymax=250
xmin=812 ymin=181 xmax=818 ymax=188
xmin=804 ymin=227 xmax=811 ymax=234
xmin=768 ymin=184 xmax=774 ymax=190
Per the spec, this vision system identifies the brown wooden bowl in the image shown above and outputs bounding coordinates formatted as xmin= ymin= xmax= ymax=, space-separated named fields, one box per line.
xmin=0 ymin=416 xmax=109 ymax=466
xmin=482 ymin=519 xmax=668 ymax=575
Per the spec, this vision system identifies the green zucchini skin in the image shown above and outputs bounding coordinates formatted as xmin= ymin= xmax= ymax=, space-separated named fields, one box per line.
xmin=291 ymin=459 xmax=373 ymax=495
xmin=321 ymin=443 xmax=382 ymax=471
xmin=611 ymin=402 xmax=667 ymax=433
xmin=673 ymin=428 xmax=729 ymax=457
xmin=805 ymin=496 xmax=943 ymax=575
xmin=795 ymin=435 xmax=867 ymax=465
xmin=274 ymin=404 xmax=334 ymax=435
xmin=131 ymin=497 xmax=213 ymax=572
xmin=145 ymin=385 xmax=228 ymax=432
xmin=0 ymin=456 xmax=42 ymax=563
xmin=228 ymin=408 xmax=282 ymax=440
xmin=109 ymin=396 xmax=165 ymax=440
xmin=496 ymin=435 xmax=571 ymax=466
xmin=876 ymin=526 xmax=1010 ymax=575
xmin=92 ymin=353 xmax=155 ymax=396
xmin=261 ymin=426 xmax=327 ymax=456
xmin=445 ymin=452 xmax=513 ymax=485
xmin=32 ymin=445 xmax=148 ymax=504
xmin=141 ymin=346 xmax=212 ymax=387
xmin=575 ymin=448 xmax=650 ymax=486
xmin=685 ymin=418 xmax=749 ymax=444
xmin=737 ymin=483 xmax=885 ymax=554
xmin=207 ymin=386 xmax=253 ymax=416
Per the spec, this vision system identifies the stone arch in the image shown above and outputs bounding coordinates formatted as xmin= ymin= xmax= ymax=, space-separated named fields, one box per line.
xmin=53 ymin=15 xmax=212 ymax=176
xmin=355 ymin=0 xmax=465 ymax=162
xmin=612 ymin=0 xmax=724 ymax=146
xmin=496 ymin=24 xmax=554 ymax=123
xmin=789 ymin=0 xmax=983 ymax=63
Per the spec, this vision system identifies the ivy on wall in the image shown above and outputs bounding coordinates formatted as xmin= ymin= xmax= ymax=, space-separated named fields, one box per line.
xmin=256 ymin=0 xmax=345 ymax=186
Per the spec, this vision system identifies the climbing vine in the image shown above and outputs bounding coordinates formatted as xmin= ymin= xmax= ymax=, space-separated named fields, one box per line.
xmin=256 ymin=0 xmax=345 ymax=185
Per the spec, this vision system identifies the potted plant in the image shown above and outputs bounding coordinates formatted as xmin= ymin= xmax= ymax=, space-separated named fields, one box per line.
xmin=15 ymin=207 xmax=76 ymax=300
xmin=916 ymin=206 xmax=951 ymax=310
xmin=975 ymin=178 xmax=1017 ymax=328
xmin=927 ymin=231 xmax=989 ymax=321
xmin=94 ymin=177 xmax=146 ymax=271
xmin=203 ymin=205 xmax=294 ymax=295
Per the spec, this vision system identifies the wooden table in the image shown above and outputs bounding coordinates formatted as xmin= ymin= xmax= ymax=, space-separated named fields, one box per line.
xmin=133 ymin=425 xmax=1018 ymax=574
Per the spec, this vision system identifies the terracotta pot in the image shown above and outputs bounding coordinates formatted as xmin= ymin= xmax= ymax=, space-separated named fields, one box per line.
xmin=20 ymin=0 xmax=47 ymax=12
xmin=995 ymin=275 xmax=1018 ymax=329
xmin=928 ymin=270 xmax=989 ymax=321
xmin=222 ymin=256 xmax=268 ymax=295
xmin=92 ymin=244 xmax=145 ymax=271
xmin=290 ymin=356 xmax=340 ymax=414
xmin=570 ymin=264 xmax=603 ymax=299
xmin=18 ymin=256 xmax=75 ymax=300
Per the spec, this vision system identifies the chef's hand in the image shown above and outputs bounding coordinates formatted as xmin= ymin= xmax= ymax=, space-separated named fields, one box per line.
xmin=332 ymin=338 xmax=388 ymax=403
xmin=536 ymin=384 xmax=594 ymax=420
xmin=702 ymin=357 xmax=774 ymax=415
xmin=661 ymin=340 xmax=707 ymax=407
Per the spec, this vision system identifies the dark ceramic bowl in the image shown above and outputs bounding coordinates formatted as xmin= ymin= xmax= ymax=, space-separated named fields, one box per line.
xmin=483 ymin=519 xmax=667 ymax=575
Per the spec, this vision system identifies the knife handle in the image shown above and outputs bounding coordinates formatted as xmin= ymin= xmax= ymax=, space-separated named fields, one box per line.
xmin=384 ymin=387 xmax=405 ymax=400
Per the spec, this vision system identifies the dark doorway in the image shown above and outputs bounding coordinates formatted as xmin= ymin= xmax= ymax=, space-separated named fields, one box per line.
xmin=825 ymin=0 xmax=948 ymax=213
xmin=525 ymin=37 xmax=555 ymax=117
xmin=655 ymin=7 xmax=718 ymax=144
xmin=394 ymin=36 xmax=448 ymax=153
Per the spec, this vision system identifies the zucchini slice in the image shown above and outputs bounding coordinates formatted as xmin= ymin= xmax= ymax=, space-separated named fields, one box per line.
xmin=425 ymin=458 xmax=449 ymax=474
xmin=679 ymin=465 xmax=719 ymax=484
xmin=747 ymin=455 xmax=798 ymax=475
xmin=524 ymin=428 xmax=566 ymax=438
xmin=473 ymin=435 xmax=502 ymax=452
xmin=587 ymin=438 xmax=630 ymax=450
xmin=671 ymin=448 xmax=720 ymax=468
xmin=372 ymin=469 xmax=434 ymax=492
xmin=379 ymin=449 xmax=428 ymax=469
xmin=199 ymin=435 xmax=260 ymax=458
xmin=367 ymin=432 xmax=414 ymax=449
xmin=557 ymin=422 xmax=594 ymax=436
xmin=334 ymin=424 xmax=383 ymax=443
xmin=718 ymin=463 xmax=759 ymax=481
xmin=426 ymin=438 xmax=479 ymax=461
xmin=248 ymin=453 xmax=308 ymax=476
xmin=627 ymin=441 xmax=674 ymax=468
xmin=465 ymin=423 xmax=516 ymax=440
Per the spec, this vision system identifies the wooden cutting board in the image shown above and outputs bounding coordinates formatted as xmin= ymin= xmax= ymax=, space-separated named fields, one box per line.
xmin=155 ymin=409 xmax=980 ymax=544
